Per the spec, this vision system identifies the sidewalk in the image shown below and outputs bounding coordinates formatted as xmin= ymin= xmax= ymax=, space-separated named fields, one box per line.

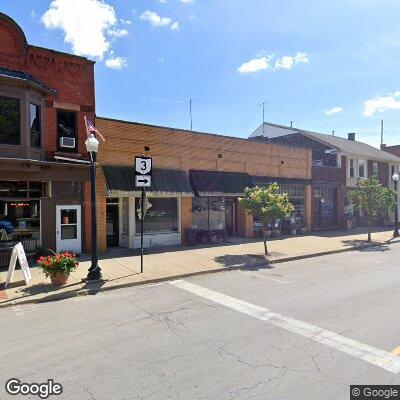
xmin=1 ymin=227 xmax=399 ymax=308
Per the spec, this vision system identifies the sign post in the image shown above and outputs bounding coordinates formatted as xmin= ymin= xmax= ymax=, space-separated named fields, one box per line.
xmin=135 ymin=155 xmax=152 ymax=273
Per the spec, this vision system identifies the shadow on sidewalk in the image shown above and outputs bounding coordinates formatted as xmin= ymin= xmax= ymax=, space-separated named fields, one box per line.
xmin=341 ymin=240 xmax=391 ymax=252
xmin=214 ymin=254 xmax=274 ymax=271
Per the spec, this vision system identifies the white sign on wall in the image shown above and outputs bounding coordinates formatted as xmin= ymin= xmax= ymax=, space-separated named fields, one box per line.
xmin=4 ymin=243 xmax=32 ymax=288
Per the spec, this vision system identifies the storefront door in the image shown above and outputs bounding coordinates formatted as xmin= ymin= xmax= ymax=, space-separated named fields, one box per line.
xmin=56 ymin=205 xmax=81 ymax=253
xmin=106 ymin=203 xmax=119 ymax=247
xmin=225 ymin=201 xmax=235 ymax=236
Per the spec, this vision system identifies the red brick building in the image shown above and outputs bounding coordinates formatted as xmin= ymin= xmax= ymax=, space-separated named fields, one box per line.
xmin=0 ymin=12 xmax=95 ymax=254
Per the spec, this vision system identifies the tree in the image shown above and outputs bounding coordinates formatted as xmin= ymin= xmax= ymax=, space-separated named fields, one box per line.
xmin=239 ymin=183 xmax=295 ymax=256
xmin=349 ymin=177 xmax=396 ymax=242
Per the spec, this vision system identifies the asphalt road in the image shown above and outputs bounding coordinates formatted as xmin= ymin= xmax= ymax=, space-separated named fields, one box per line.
xmin=2 ymin=242 xmax=400 ymax=400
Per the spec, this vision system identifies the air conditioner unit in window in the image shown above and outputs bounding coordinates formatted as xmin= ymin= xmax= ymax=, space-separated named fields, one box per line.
xmin=59 ymin=137 xmax=76 ymax=149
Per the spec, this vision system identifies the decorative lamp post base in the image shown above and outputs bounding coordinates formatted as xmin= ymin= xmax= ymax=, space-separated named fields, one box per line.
xmin=87 ymin=266 xmax=102 ymax=281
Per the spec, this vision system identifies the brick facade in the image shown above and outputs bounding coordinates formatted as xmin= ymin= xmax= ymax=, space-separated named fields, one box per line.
xmin=0 ymin=12 xmax=95 ymax=252
xmin=94 ymin=118 xmax=313 ymax=251
xmin=0 ymin=12 xmax=95 ymax=157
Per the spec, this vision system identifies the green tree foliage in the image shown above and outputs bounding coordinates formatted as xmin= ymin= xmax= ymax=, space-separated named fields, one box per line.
xmin=350 ymin=177 xmax=397 ymax=242
xmin=239 ymin=183 xmax=295 ymax=255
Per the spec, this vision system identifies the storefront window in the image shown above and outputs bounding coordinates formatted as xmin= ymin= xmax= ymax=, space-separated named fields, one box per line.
xmin=208 ymin=197 xmax=225 ymax=230
xmin=0 ymin=181 xmax=43 ymax=198
xmin=192 ymin=197 xmax=226 ymax=231
xmin=30 ymin=103 xmax=41 ymax=148
xmin=0 ymin=200 xmax=40 ymax=238
xmin=192 ymin=197 xmax=208 ymax=230
xmin=0 ymin=96 xmax=20 ymax=145
xmin=135 ymin=197 xmax=178 ymax=233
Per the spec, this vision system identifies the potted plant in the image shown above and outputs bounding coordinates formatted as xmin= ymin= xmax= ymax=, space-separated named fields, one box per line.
xmin=37 ymin=252 xmax=78 ymax=286
xmin=299 ymin=224 xmax=308 ymax=234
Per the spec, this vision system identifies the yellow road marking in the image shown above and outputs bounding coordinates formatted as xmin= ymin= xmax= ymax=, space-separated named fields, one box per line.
xmin=392 ymin=347 xmax=400 ymax=356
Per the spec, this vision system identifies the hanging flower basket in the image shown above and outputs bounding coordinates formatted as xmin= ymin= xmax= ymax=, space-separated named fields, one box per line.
xmin=37 ymin=252 xmax=78 ymax=286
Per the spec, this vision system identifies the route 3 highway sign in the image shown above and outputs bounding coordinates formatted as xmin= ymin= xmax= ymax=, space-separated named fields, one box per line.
xmin=135 ymin=156 xmax=152 ymax=175
xmin=135 ymin=156 xmax=152 ymax=188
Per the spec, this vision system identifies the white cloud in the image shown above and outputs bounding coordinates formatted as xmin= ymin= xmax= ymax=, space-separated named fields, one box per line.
xmin=294 ymin=52 xmax=309 ymax=63
xmin=181 ymin=0 xmax=195 ymax=3
xmin=275 ymin=52 xmax=309 ymax=70
xmin=324 ymin=107 xmax=343 ymax=116
xmin=170 ymin=22 xmax=180 ymax=31
xmin=41 ymin=0 xmax=120 ymax=59
xmin=120 ymin=18 xmax=132 ymax=25
xmin=108 ymin=28 xmax=128 ymax=38
xmin=363 ymin=91 xmax=400 ymax=116
xmin=239 ymin=51 xmax=309 ymax=74
xmin=275 ymin=55 xmax=294 ymax=70
xmin=140 ymin=10 xmax=171 ymax=27
xmin=105 ymin=56 xmax=127 ymax=69
xmin=237 ymin=55 xmax=273 ymax=74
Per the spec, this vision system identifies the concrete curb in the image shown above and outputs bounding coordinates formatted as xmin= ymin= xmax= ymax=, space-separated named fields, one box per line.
xmin=1 ymin=239 xmax=398 ymax=309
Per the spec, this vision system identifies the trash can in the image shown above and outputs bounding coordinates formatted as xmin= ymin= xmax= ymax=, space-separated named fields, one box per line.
xmin=185 ymin=228 xmax=197 ymax=246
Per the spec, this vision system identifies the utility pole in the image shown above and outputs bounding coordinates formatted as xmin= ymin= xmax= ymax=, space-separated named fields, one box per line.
xmin=381 ymin=119 xmax=384 ymax=148
xmin=189 ymin=98 xmax=200 ymax=131
xmin=258 ymin=101 xmax=268 ymax=135
xmin=332 ymin=130 xmax=335 ymax=136
xmin=290 ymin=121 xmax=294 ymax=128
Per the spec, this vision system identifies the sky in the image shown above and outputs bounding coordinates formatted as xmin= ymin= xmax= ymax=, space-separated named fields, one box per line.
xmin=2 ymin=0 xmax=400 ymax=147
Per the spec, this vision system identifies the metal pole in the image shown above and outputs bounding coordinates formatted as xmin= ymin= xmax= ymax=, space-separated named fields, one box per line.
xmin=87 ymin=152 xmax=102 ymax=280
xmin=394 ymin=180 xmax=399 ymax=237
xmin=140 ymin=187 xmax=144 ymax=273
xmin=190 ymin=99 xmax=193 ymax=131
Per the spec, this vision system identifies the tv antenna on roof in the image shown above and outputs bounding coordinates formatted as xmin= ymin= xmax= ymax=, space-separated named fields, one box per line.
xmin=189 ymin=98 xmax=200 ymax=131
xmin=258 ymin=101 xmax=268 ymax=135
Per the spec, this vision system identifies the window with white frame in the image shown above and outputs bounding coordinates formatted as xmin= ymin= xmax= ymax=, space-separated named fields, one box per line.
xmin=358 ymin=159 xmax=365 ymax=178
xmin=349 ymin=158 xmax=355 ymax=178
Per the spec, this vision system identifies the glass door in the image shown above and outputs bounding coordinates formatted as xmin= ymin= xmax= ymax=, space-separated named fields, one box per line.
xmin=56 ymin=205 xmax=81 ymax=253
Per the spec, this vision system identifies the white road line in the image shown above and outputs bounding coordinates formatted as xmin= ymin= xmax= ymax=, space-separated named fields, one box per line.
xmin=239 ymin=270 xmax=294 ymax=284
xmin=170 ymin=279 xmax=400 ymax=374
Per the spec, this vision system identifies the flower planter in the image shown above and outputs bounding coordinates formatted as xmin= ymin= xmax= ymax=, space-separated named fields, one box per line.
xmin=299 ymin=227 xmax=308 ymax=234
xmin=37 ymin=252 xmax=78 ymax=286
xmin=50 ymin=272 xmax=69 ymax=286
xmin=291 ymin=228 xmax=297 ymax=235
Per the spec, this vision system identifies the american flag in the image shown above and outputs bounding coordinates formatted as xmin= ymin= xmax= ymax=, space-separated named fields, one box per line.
xmin=85 ymin=117 xmax=105 ymax=141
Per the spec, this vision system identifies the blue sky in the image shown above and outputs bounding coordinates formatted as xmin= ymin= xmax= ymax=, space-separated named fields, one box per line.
xmin=3 ymin=0 xmax=400 ymax=147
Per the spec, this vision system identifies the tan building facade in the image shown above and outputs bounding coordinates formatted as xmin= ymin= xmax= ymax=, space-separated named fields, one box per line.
xmin=93 ymin=117 xmax=312 ymax=252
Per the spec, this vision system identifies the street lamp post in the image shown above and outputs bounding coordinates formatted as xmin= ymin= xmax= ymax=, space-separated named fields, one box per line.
xmin=85 ymin=133 xmax=102 ymax=280
xmin=393 ymin=172 xmax=399 ymax=238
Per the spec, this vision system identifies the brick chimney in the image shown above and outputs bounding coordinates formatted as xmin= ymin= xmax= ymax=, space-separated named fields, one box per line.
xmin=348 ymin=132 xmax=356 ymax=141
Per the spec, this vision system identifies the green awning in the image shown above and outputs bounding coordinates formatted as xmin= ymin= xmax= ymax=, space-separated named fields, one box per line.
xmin=102 ymin=165 xmax=193 ymax=196
xmin=189 ymin=170 xmax=252 ymax=196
